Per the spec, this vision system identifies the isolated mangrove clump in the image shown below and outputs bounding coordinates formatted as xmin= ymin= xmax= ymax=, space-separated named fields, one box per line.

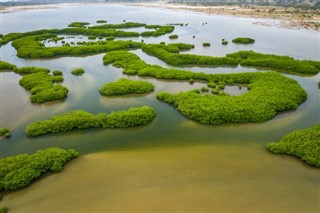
xmin=0 ymin=148 xmax=79 ymax=191
xmin=99 ymin=78 xmax=154 ymax=96
xmin=25 ymin=106 xmax=156 ymax=137
xmin=232 ymin=37 xmax=255 ymax=44
xmin=267 ymin=124 xmax=320 ymax=167
xmin=71 ymin=68 xmax=85 ymax=76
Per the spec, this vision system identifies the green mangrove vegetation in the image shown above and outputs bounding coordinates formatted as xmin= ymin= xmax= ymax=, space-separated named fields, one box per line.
xmin=267 ymin=124 xmax=320 ymax=167
xmin=232 ymin=37 xmax=255 ymax=44
xmin=169 ymin=34 xmax=178 ymax=39
xmin=71 ymin=68 xmax=85 ymax=76
xmin=25 ymin=106 xmax=156 ymax=137
xmin=89 ymin=22 xmax=146 ymax=29
xmin=68 ymin=22 xmax=90 ymax=28
xmin=96 ymin=20 xmax=107 ymax=23
xmin=0 ymin=128 xmax=10 ymax=138
xmin=141 ymin=43 xmax=238 ymax=66
xmin=0 ymin=207 xmax=8 ymax=213
xmin=19 ymin=72 xmax=68 ymax=103
xmin=12 ymin=34 xmax=143 ymax=58
xmin=52 ymin=70 xmax=63 ymax=76
xmin=0 ymin=60 xmax=17 ymax=70
xmin=15 ymin=66 xmax=50 ymax=75
xmin=227 ymin=50 xmax=320 ymax=74
xmin=99 ymin=78 xmax=154 ymax=96
xmin=141 ymin=26 xmax=175 ymax=37
xmin=0 ymin=148 xmax=79 ymax=191
xmin=103 ymin=50 xmax=307 ymax=125
xmin=203 ymin=42 xmax=211 ymax=47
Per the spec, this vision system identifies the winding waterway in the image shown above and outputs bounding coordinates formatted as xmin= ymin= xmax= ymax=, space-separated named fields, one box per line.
xmin=1 ymin=4 xmax=319 ymax=212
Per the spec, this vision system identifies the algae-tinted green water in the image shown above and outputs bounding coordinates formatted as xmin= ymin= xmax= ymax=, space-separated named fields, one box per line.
xmin=1 ymin=4 xmax=319 ymax=212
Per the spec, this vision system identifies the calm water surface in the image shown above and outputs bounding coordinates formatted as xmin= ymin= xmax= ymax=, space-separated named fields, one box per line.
xmin=1 ymin=4 xmax=319 ymax=212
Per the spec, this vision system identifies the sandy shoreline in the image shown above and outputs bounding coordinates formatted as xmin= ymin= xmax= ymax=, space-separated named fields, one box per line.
xmin=1 ymin=2 xmax=319 ymax=31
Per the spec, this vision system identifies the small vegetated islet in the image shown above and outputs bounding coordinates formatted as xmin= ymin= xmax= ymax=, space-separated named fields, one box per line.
xmin=169 ymin=34 xmax=178 ymax=39
xmin=232 ymin=37 xmax=255 ymax=44
xmin=99 ymin=78 xmax=154 ymax=96
xmin=0 ymin=128 xmax=10 ymax=138
xmin=267 ymin=124 xmax=320 ymax=167
xmin=0 ymin=147 xmax=79 ymax=191
xmin=71 ymin=68 xmax=85 ymax=76
xmin=96 ymin=20 xmax=107 ymax=23
xmin=25 ymin=106 xmax=156 ymax=137
xmin=203 ymin=42 xmax=211 ymax=47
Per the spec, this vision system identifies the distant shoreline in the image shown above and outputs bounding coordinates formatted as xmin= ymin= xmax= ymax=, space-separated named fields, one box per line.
xmin=1 ymin=2 xmax=319 ymax=31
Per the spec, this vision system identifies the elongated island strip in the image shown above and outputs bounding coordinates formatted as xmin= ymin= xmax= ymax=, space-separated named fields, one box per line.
xmin=25 ymin=106 xmax=156 ymax=137
xmin=103 ymin=50 xmax=307 ymax=125
xmin=99 ymin=78 xmax=154 ymax=96
xmin=0 ymin=148 xmax=79 ymax=191
xmin=267 ymin=124 xmax=320 ymax=167
xmin=142 ymin=43 xmax=320 ymax=74
xmin=232 ymin=37 xmax=255 ymax=44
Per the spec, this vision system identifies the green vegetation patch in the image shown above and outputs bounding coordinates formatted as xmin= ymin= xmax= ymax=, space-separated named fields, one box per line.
xmin=0 ymin=128 xmax=10 ymax=138
xmin=89 ymin=22 xmax=146 ymax=29
xmin=19 ymin=72 xmax=68 ymax=103
xmin=169 ymin=34 xmax=178 ymax=39
xmin=227 ymin=50 xmax=320 ymax=74
xmin=141 ymin=43 xmax=238 ymax=66
xmin=25 ymin=106 xmax=156 ymax=137
xmin=99 ymin=78 xmax=154 ymax=96
xmin=0 ymin=207 xmax=8 ymax=213
xmin=15 ymin=66 xmax=50 ymax=75
xmin=141 ymin=26 xmax=175 ymax=37
xmin=71 ymin=68 xmax=85 ymax=76
xmin=203 ymin=42 xmax=211 ymax=47
xmin=0 ymin=148 xmax=79 ymax=191
xmin=96 ymin=20 xmax=107 ymax=23
xmin=68 ymin=22 xmax=90 ymax=28
xmin=12 ymin=34 xmax=143 ymax=58
xmin=103 ymin=50 xmax=306 ymax=125
xmin=232 ymin=37 xmax=255 ymax=44
xmin=0 ymin=60 xmax=17 ymax=70
xmin=267 ymin=124 xmax=320 ymax=167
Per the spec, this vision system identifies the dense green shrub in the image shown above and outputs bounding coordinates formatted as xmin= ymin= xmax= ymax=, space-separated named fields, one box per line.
xmin=52 ymin=70 xmax=63 ymax=76
xmin=141 ymin=43 xmax=238 ymax=66
xmin=0 ymin=129 xmax=10 ymax=138
xmin=222 ymin=40 xmax=228 ymax=45
xmin=88 ymin=35 xmax=96 ymax=40
xmin=68 ymin=22 xmax=90 ymax=28
xmin=169 ymin=34 xmax=178 ymax=39
xmin=232 ymin=37 xmax=255 ymax=44
xmin=12 ymin=35 xmax=143 ymax=58
xmin=89 ymin=22 xmax=146 ymax=29
xmin=203 ymin=42 xmax=211 ymax=47
xmin=227 ymin=50 xmax=320 ymax=74
xmin=0 ymin=60 xmax=17 ymax=70
xmin=106 ymin=36 xmax=115 ymax=41
xmin=71 ymin=68 xmax=85 ymax=76
xmin=15 ymin=66 xmax=50 ymax=74
xmin=25 ymin=106 xmax=156 ymax=136
xmin=267 ymin=124 xmax=320 ymax=167
xmin=201 ymin=87 xmax=209 ymax=92
xmin=99 ymin=78 xmax=154 ymax=96
xmin=0 ymin=147 xmax=79 ymax=191
xmin=103 ymin=50 xmax=306 ymax=125
xmin=19 ymin=72 xmax=68 ymax=103
xmin=96 ymin=20 xmax=107 ymax=23
xmin=141 ymin=26 xmax=174 ymax=37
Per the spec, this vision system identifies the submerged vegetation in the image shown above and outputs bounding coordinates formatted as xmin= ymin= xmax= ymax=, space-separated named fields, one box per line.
xmin=99 ymin=78 xmax=154 ymax=96
xmin=25 ymin=106 xmax=156 ymax=137
xmin=103 ymin=50 xmax=306 ymax=125
xmin=232 ymin=37 xmax=255 ymax=44
xmin=0 ymin=148 xmax=79 ymax=191
xmin=267 ymin=125 xmax=320 ymax=167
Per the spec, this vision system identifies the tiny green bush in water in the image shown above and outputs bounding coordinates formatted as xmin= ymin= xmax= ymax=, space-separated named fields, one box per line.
xmin=169 ymin=34 xmax=178 ymax=39
xmin=99 ymin=78 xmax=154 ymax=96
xmin=203 ymin=42 xmax=210 ymax=47
xmin=71 ymin=68 xmax=85 ymax=76
xmin=267 ymin=124 xmax=320 ymax=167
xmin=0 ymin=147 xmax=79 ymax=191
xmin=25 ymin=106 xmax=156 ymax=137
xmin=232 ymin=37 xmax=255 ymax=44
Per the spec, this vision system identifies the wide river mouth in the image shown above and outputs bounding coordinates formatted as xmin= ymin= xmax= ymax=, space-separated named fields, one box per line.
xmin=1 ymin=4 xmax=320 ymax=212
